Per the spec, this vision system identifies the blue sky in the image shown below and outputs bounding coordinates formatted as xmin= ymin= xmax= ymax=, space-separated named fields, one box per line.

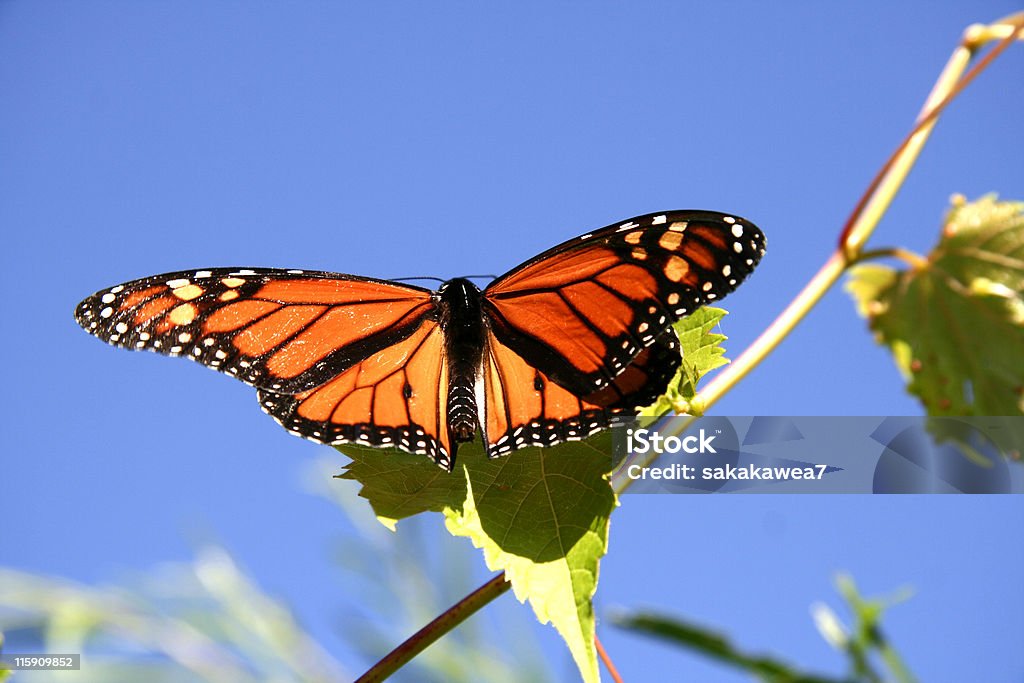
xmin=2 ymin=2 xmax=1022 ymax=681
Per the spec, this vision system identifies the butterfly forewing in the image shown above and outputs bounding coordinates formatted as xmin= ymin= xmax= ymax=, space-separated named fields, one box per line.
xmin=483 ymin=210 xmax=765 ymax=397
xmin=75 ymin=267 xmax=435 ymax=394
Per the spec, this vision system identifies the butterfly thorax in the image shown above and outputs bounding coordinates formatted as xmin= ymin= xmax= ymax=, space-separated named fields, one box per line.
xmin=436 ymin=278 xmax=486 ymax=449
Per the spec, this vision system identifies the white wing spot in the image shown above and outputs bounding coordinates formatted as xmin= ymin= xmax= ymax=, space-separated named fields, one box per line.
xmin=101 ymin=293 xmax=116 ymax=304
xmin=617 ymin=221 xmax=639 ymax=232
xmin=115 ymin=322 xmax=128 ymax=333
xmin=110 ymin=285 xmax=124 ymax=294
xmin=166 ymin=278 xmax=190 ymax=288
xmin=139 ymin=332 xmax=150 ymax=341
xmin=178 ymin=332 xmax=192 ymax=343
xmin=722 ymin=265 xmax=731 ymax=277
xmin=731 ymin=224 xmax=744 ymax=237
xmin=100 ymin=307 xmax=114 ymax=319
xmin=579 ymin=233 xmax=593 ymax=240
xmin=195 ymin=270 xmax=213 ymax=278
xmin=652 ymin=214 xmax=667 ymax=225
xmin=733 ymin=241 xmax=743 ymax=253
xmin=702 ymin=282 xmax=713 ymax=292
xmin=723 ymin=216 xmax=736 ymax=224
xmin=215 ymin=350 xmax=227 ymax=360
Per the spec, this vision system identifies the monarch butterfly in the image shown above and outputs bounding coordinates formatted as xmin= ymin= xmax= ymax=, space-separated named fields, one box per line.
xmin=75 ymin=210 xmax=765 ymax=470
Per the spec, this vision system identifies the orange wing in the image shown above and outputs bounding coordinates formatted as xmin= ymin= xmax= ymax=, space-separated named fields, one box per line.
xmin=484 ymin=210 xmax=765 ymax=397
xmin=75 ymin=267 xmax=435 ymax=394
xmin=481 ymin=327 xmax=680 ymax=457
xmin=257 ymin=319 xmax=456 ymax=468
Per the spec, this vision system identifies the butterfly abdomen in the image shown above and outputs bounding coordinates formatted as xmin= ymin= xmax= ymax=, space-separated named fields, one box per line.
xmin=436 ymin=278 xmax=487 ymax=449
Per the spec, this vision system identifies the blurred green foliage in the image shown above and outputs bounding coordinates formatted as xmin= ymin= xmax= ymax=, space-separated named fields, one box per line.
xmin=0 ymin=462 xmax=551 ymax=683
xmin=614 ymin=574 xmax=916 ymax=683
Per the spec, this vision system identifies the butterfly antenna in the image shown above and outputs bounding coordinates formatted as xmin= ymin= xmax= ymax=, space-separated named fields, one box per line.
xmin=392 ymin=276 xmax=447 ymax=284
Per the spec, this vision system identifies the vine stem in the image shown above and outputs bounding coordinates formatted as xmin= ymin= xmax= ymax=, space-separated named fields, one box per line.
xmin=354 ymin=573 xmax=511 ymax=682
xmin=698 ymin=12 xmax=1023 ymax=406
xmin=611 ymin=12 xmax=1024 ymax=492
xmin=362 ymin=14 xmax=1024 ymax=681
xmin=853 ymin=247 xmax=929 ymax=270
xmin=595 ymin=634 xmax=625 ymax=683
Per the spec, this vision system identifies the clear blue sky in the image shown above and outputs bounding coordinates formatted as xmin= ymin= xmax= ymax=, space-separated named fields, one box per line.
xmin=2 ymin=2 xmax=1022 ymax=681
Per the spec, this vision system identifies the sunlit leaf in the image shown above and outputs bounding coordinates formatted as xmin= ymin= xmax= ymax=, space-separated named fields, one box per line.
xmin=340 ymin=435 xmax=614 ymax=683
xmin=847 ymin=195 xmax=1024 ymax=420
xmin=640 ymin=306 xmax=730 ymax=417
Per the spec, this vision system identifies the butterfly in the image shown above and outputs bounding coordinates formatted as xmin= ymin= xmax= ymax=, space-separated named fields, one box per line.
xmin=75 ymin=210 xmax=765 ymax=470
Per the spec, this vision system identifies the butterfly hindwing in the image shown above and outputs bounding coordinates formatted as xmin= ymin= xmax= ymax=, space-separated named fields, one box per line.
xmin=257 ymin=319 xmax=456 ymax=468
xmin=581 ymin=328 xmax=681 ymax=411
xmin=483 ymin=210 xmax=764 ymax=397
xmin=481 ymin=327 xmax=681 ymax=458
xmin=75 ymin=267 xmax=435 ymax=394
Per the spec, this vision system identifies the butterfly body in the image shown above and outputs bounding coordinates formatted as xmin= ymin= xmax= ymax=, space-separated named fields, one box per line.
xmin=76 ymin=210 xmax=765 ymax=470
xmin=435 ymin=277 xmax=487 ymax=448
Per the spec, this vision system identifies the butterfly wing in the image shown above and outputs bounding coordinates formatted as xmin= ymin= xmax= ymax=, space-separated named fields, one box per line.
xmin=75 ymin=267 xmax=435 ymax=394
xmin=481 ymin=327 xmax=680 ymax=457
xmin=257 ymin=319 xmax=456 ymax=468
xmin=483 ymin=210 xmax=765 ymax=397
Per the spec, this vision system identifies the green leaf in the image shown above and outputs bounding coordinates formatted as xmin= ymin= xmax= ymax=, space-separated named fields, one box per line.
xmin=337 ymin=445 xmax=468 ymax=530
xmin=612 ymin=611 xmax=843 ymax=683
xmin=340 ymin=435 xmax=615 ymax=683
xmin=846 ymin=195 xmax=1024 ymax=418
xmin=640 ymin=306 xmax=730 ymax=417
xmin=444 ymin=435 xmax=614 ymax=683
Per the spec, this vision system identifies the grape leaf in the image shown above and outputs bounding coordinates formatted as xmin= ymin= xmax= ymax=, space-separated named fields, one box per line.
xmin=443 ymin=434 xmax=614 ymax=683
xmin=846 ymin=195 xmax=1024 ymax=417
xmin=337 ymin=446 xmax=466 ymax=530
xmin=339 ymin=435 xmax=614 ymax=683
xmin=640 ymin=306 xmax=730 ymax=417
